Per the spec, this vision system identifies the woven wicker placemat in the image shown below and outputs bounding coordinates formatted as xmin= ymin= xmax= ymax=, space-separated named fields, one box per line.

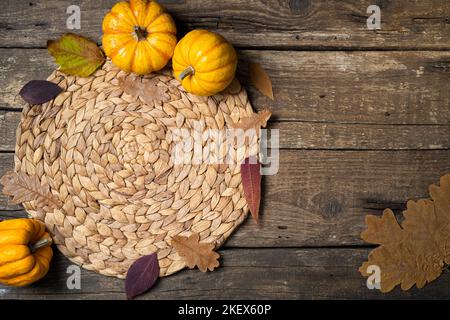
xmin=14 ymin=61 xmax=258 ymax=278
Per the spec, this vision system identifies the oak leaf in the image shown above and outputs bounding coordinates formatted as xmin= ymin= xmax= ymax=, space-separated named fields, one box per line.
xmin=359 ymin=174 xmax=450 ymax=292
xmin=0 ymin=171 xmax=62 ymax=210
xmin=231 ymin=109 xmax=272 ymax=131
xmin=171 ymin=233 xmax=220 ymax=272
xmin=249 ymin=62 xmax=274 ymax=100
xmin=118 ymin=75 xmax=170 ymax=105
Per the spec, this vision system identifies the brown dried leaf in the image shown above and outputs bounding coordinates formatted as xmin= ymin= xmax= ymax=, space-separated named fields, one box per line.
xmin=0 ymin=171 xmax=62 ymax=209
xmin=241 ymin=156 xmax=261 ymax=223
xmin=231 ymin=109 xmax=272 ymax=131
xmin=118 ymin=75 xmax=170 ymax=105
xmin=171 ymin=233 xmax=220 ymax=272
xmin=249 ymin=62 xmax=274 ymax=100
xmin=359 ymin=174 xmax=450 ymax=292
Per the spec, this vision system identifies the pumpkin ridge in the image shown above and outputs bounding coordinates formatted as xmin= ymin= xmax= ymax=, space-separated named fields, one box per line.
xmin=111 ymin=2 xmax=138 ymax=27
xmin=191 ymin=76 xmax=214 ymax=96
xmin=196 ymin=62 xmax=237 ymax=77
xmin=0 ymin=255 xmax=36 ymax=279
xmin=123 ymin=41 xmax=139 ymax=71
xmin=34 ymin=248 xmax=52 ymax=263
xmin=105 ymin=11 xmax=135 ymax=32
xmin=108 ymin=37 xmax=137 ymax=60
xmin=146 ymin=13 xmax=174 ymax=30
xmin=130 ymin=0 xmax=149 ymax=26
xmin=143 ymin=4 xmax=165 ymax=27
xmin=172 ymin=56 xmax=189 ymax=74
xmin=128 ymin=45 xmax=138 ymax=71
xmin=147 ymin=28 xmax=177 ymax=36
xmin=146 ymin=32 xmax=177 ymax=42
xmin=194 ymin=41 xmax=228 ymax=65
xmin=0 ymin=245 xmax=28 ymax=266
xmin=0 ymin=229 xmax=30 ymax=246
xmin=145 ymin=39 xmax=170 ymax=61
xmin=197 ymin=77 xmax=233 ymax=94
xmin=186 ymin=30 xmax=210 ymax=63
xmin=0 ymin=227 xmax=30 ymax=232
xmin=146 ymin=34 xmax=176 ymax=47
xmin=2 ymin=258 xmax=41 ymax=285
xmin=196 ymin=74 xmax=235 ymax=85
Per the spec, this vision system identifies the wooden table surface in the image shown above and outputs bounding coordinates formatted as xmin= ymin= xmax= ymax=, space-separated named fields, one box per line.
xmin=1 ymin=0 xmax=450 ymax=299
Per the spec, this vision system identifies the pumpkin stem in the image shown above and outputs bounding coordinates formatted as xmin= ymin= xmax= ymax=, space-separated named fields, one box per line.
xmin=30 ymin=236 xmax=52 ymax=253
xmin=179 ymin=66 xmax=195 ymax=80
xmin=134 ymin=26 xmax=148 ymax=41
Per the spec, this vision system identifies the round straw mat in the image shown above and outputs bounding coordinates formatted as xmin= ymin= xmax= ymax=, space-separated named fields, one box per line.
xmin=14 ymin=61 xmax=258 ymax=278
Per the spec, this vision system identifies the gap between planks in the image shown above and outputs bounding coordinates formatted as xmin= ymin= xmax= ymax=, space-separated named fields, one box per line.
xmin=2 ymin=49 xmax=450 ymax=125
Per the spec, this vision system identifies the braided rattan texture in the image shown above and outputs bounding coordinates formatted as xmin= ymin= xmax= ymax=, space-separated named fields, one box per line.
xmin=14 ymin=61 xmax=257 ymax=278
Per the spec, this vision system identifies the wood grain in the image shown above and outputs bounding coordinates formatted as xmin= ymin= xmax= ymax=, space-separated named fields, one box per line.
xmin=2 ymin=111 xmax=450 ymax=151
xmin=1 ymin=0 xmax=450 ymax=49
xmin=1 ymin=248 xmax=450 ymax=299
xmin=2 ymin=0 xmax=450 ymax=300
xmin=2 ymin=49 xmax=450 ymax=125
xmin=2 ymin=150 xmax=450 ymax=247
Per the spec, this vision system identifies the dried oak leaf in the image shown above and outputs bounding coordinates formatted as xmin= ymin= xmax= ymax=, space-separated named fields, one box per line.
xmin=118 ymin=75 xmax=170 ymax=105
xmin=231 ymin=109 xmax=272 ymax=131
xmin=0 ymin=171 xmax=62 ymax=210
xmin=249 ymin=62 xmax=274 ymax=100
xmin=171 ymin=233 xmax=220 ymax=272
xmin=359 ymin=174 xmax=450 ymax=292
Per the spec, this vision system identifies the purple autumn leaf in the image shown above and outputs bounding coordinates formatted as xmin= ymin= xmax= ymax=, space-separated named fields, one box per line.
xmin=19 ymin=80 xmax=62 ymax=105
xmin=125 ymin=253 xmax=160 ymax=300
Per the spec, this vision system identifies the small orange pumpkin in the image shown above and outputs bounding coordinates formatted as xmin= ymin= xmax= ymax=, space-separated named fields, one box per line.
xmin=102 ymin=0 xmax=177 ymax=75
xmin=172 ymin=30 xmax=238 ymax=96
xmin=0 ymin=219 xmax=53 ymax=287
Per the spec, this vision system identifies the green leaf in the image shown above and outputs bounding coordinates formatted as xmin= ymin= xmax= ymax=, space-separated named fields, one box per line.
xmin=47 ymin=33 xmax=105 ymax=77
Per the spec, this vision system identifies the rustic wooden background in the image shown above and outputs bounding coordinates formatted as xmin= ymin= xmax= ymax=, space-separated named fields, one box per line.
xmin=1 ymin=0 xmax=450 ymax=299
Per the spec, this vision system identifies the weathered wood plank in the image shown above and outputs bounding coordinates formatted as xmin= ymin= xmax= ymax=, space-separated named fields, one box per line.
xmin=2 ymin=49 xmax=450 ymax=125
xmin=1 ymin=248 xmax=449 ymax=299
xmin=2 ymin=0 xmax=450 ymax=49
xmin=0 ymin=211 xmax=27 ymax=220
xmin=1 ymin=150 xmax=449 ymax=247
xmin=2 ymin=111 xmax=450 ymax=151
xmin=0 ymin=112 xmax=19 ymax=152
xmin=0 ymin=49 xmax=57 ymax=110
xmin=239 ymin=50 xmax=450 ymax=124
xmin=274 ymin=122 xmax=450 ymax=150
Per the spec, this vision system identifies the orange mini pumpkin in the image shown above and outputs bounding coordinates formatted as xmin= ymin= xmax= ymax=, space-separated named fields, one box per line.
xmin=102 ymin=0 xmax=177 ymax=75
xmin=0 ymin=219 xmax=53 ymax=287
xmin=172 ymin=30 xmax=238 ymax=96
